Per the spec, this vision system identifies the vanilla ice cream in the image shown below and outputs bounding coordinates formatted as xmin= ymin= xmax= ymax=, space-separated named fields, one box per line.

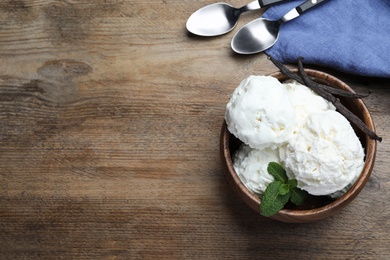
xmin=283 ymin=80 xmax=336 ymax=132
xmin=225 ymin=76 xmax=295 ymax=150
xmin=281 ymin=110 xmax=365 ymax=196
xmin=226 ymin=75 xmax=365 ymax=198
xmin=233 ymin=144 xmax=281 ymax=195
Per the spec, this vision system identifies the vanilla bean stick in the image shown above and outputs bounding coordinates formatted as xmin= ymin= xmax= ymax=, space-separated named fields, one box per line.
xmin=268 ymin=56 xmax=370 ymax=99
xmin=268 ymin=55 xmax=381 ymax=141
xmin=318 ymin=82 xmax=370 ymax=99
xmin=297 ymin=58 xmax=382 ymax=142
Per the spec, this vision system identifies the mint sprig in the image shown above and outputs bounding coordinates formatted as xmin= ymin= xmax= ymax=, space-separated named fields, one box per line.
xmin=260 ymin=162 xmax=309 ymax=217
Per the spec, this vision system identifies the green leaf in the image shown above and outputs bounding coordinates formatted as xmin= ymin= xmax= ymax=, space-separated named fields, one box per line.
xmin=279 ymin=184 xmax=290 ymax=195
xmin=290 ymin=187 xmax=309 ymax=206
xmin=261 ymin=163 xmax=310 ymax=217
xmin=267 ymin=162 xmax=288 ymax=183
xmin=287 ymin=179 xmax=298 ymax=189
xmin=260 ymin=181 xmax=291 ymax=217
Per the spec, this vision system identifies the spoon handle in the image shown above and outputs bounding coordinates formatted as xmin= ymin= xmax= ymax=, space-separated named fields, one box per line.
xmin=297 ymin=0 xmax=327 ymax=14
xmin=258 ymin=0 xmax=289 ymax=8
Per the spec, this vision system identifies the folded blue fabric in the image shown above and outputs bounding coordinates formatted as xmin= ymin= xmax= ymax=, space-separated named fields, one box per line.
xmin=263 ymin=0 xmax=390 ymax=78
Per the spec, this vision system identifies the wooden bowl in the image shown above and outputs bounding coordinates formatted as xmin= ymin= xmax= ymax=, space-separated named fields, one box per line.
xmin=220 ymin=69 xmax=377 ymax=223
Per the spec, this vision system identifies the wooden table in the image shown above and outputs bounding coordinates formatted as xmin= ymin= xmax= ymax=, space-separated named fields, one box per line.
xmin=1 ymin=0 xmax=389 ymax=258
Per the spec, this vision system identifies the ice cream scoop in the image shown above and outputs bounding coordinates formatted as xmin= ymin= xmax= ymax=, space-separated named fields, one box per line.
xmin=281 ymin=110 xmax=365 ymax=196
xmin=233 ymin=144 xmax=281 ymax=195
xmin=282 ymin=79 xmax=336 ymax=132
xmin=225 ymin=75 xmax=295 ymax=150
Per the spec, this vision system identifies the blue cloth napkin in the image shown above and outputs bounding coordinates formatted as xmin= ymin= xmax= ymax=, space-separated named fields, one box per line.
xmin=262 ymin=0 xmax=390 ymax=78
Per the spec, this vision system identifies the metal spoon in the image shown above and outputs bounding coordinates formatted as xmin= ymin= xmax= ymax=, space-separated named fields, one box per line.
xmin=186 ymin=0 xmax=288 ymax=37
xmin=231 ymin=0 xmax=328 ymax=54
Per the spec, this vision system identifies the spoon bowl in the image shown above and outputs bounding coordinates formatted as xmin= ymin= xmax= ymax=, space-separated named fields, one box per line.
xmin=186 ymin=0 xmax=287 ymax=37
xmin=231 ymin=18 xmax=281 ymax=54
xmin=186 ymin=3 xmax=242 ymax=37
xmin=232 ymin=0 xmax=327 ymax=54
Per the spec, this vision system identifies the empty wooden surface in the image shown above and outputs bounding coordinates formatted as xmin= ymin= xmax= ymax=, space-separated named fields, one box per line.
xmin=0 ymin=0 xmax=389 ymax=258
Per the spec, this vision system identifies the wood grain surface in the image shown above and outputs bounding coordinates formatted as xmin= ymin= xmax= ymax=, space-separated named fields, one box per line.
xmin=0 ymin=0 xmax=389 ymax=258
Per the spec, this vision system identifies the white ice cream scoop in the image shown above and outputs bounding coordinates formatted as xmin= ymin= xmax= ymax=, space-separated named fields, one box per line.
xmin=225 ymin=75 xmax=295 ymax=150
xmin=281 ymin=110 xmax=365 ymax=196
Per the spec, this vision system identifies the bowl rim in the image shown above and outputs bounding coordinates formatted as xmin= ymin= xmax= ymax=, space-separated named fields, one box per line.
xmin=221 ymin=69 xmax=377 ymax=223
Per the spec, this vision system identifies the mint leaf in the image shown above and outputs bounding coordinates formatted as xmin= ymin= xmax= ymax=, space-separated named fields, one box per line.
xmin=287 ymin=179 xmax=298 ymax=189
xmin=260 ymin=162 xmax=310 ymax=217
xmin=260 ymin=181 xmax=291 ymax=217
xmin=279 ymin=184 xmax=290 ymax=195
xmin=290 ymin=187 xmax=309 ymax=206
xmin=267 ymin=162 xmax=288 ymax=183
